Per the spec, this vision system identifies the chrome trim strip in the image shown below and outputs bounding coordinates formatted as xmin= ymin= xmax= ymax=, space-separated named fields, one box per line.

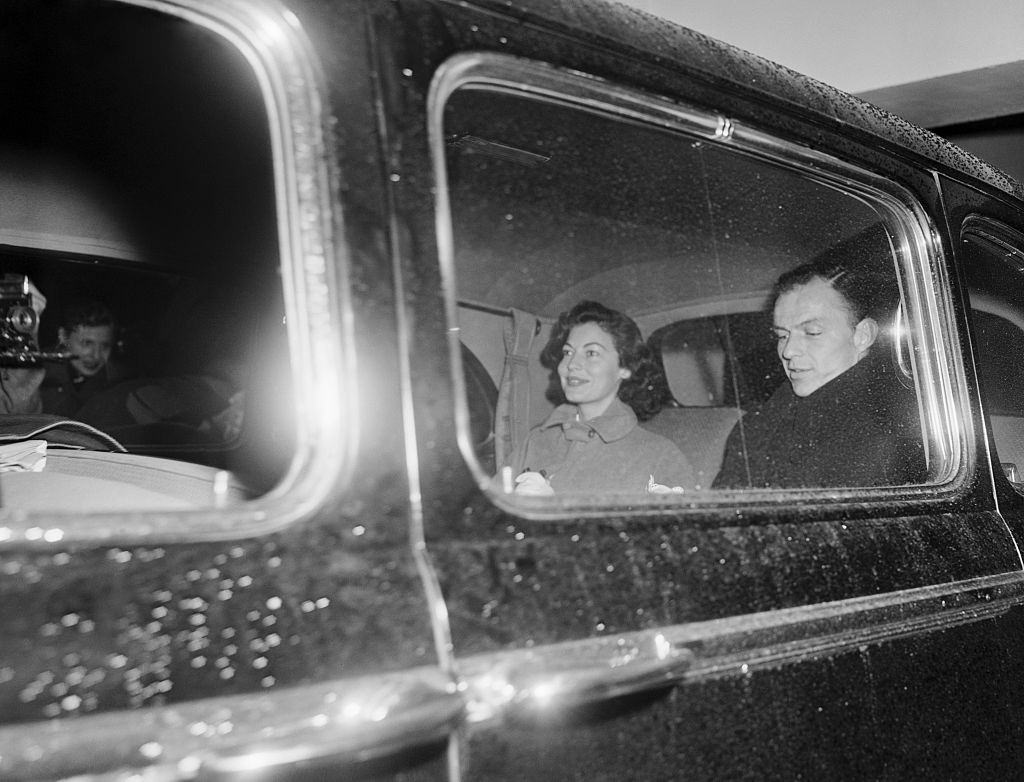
xmin=0 ymin=0 xmax=352 ymax=545
xmin=429 ymin=51 xmax=972 ymax=510
xmin=460 ymin=630 xmax=693 ymax=724
xmin=457 ymin=571 xmax=1024 ymax=728
xmin=677 ymin=570 xmax=1024 ymax=677
xmin=0 ymin=666 xmax=462 ymax=779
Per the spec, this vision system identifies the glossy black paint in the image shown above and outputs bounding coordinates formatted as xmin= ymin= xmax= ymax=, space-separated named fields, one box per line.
xmin=432 ymin=512 xmax=1018 ymax=652
xmin=461 ymin=615 xmax=1024 ymax=781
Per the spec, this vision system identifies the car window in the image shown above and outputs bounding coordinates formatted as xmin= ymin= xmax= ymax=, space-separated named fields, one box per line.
xmin=433 ymin=54 xmax=965 ymax=505
xmin=960 ymin=217 xmax=1024 ymax=488
xmin=0 ymin=1 xmax=344 ymax=540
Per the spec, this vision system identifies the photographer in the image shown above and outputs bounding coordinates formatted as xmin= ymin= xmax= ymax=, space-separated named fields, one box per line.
xmin=39 ymin=299 xmax=135 ymax=418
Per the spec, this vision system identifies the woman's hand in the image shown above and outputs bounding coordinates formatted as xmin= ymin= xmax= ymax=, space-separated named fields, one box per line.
xmin=514 ymin=470 xmax=554 ymax=496
xmin=647 ymin=475 xmax=684 ymax=494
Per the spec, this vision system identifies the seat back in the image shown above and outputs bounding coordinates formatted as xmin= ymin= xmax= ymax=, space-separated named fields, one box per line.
xmin=642 ymin=406 xmax=742 ymax=490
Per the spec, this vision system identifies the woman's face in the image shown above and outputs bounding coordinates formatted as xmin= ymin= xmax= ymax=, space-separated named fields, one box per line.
xmin=558 ymin=321 xmax=631 ymax=420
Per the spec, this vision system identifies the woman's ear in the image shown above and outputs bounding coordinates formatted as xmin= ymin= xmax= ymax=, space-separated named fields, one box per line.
xmin=618 ymin=367 xmax=632 ymax=380
xmin=853 ymin=317 xmax=878 ymax=352
xmin=57 ymin=327 xmax=68 ymax=345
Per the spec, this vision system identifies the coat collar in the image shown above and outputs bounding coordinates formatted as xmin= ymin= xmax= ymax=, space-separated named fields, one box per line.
xmin=541 ymin=398 xmax=637 ymax=443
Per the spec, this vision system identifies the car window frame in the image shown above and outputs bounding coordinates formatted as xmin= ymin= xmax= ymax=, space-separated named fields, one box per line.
xmin=429 ymin=51 xmax=973 ymax=517
xmin=0 ymin=0 xmax=353 ymax=547
xmin=960 ymin=214 xmax=1024 ymax=488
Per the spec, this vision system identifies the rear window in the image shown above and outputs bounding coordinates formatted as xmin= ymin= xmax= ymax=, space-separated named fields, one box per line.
xmin=961 ymin=217 xmax=1024 ymax=488
xmin=0 ymin=1 xmax=344 ymax=540
xmin=432 ymin=54 xmax=966 ymax=507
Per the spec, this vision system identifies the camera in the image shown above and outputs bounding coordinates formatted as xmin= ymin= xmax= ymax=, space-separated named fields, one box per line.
xmin=0 ymin=274 xmax=43 ymax=367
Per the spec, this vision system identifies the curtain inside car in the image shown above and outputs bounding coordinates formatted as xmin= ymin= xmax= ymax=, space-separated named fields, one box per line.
xmin=494 ymin=308 xmax=540 ymax=470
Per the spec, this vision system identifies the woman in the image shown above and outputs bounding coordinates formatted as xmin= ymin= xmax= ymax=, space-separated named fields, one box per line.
xmin=502 ymin=300 xmax=694 ymax=496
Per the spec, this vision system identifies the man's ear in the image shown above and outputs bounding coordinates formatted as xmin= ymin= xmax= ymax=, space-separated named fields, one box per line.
xmin=854 ymin=317 xmax=878 ymax=352
xmin=57 ymin=327 xmax=68 ymax=345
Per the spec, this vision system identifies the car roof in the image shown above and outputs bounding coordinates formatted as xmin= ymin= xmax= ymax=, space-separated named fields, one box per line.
xmin=467 ymin=0 xmax=1024 ymax=201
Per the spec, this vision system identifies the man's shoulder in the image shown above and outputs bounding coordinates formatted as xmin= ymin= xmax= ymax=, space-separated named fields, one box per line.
xmin=106 ymin=357 xmax=138 ymax=382
xmin=40 ymin=359 xmax=72 ymax=386
xmin=738 ymin=383 xmax=793 ymax=424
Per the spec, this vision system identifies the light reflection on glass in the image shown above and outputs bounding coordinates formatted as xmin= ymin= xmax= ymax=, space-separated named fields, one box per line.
xmin=529 ymin=679 xmax=562 ymax=708
xmin=655 ymin=633 xmax=671 ymax=660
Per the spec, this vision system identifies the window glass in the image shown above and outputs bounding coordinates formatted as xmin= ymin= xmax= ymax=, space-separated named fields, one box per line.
xmin=0 ymin=0 xmax=324 ymax=529
xmin=438 ymin=64 xmax=954 ymax=503
xmin=961 ymin=220 xmax=1024 ymax=487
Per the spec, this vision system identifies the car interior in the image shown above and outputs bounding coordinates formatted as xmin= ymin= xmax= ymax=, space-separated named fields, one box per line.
xmin=441 ymin=80 xmax=948 ymax=495
xmin=0 ymin=2 xmax=290 ymax=510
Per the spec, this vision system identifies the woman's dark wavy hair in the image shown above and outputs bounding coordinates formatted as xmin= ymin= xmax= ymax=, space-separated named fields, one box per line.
xmin=540 ymin=300 xmax=671 ymax=421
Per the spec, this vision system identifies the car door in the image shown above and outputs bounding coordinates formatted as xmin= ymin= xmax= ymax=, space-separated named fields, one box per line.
xmin=378 ymin=1 xmax=1024 ymax=778
xmin=0 ymin=1 xmax=456 ymax=780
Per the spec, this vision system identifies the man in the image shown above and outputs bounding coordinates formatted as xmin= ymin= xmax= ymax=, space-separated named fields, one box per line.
xmin=713 ymin=258 xmax=926 ymax=489
xmin=41 ymin=300 xmax=132 ymax=418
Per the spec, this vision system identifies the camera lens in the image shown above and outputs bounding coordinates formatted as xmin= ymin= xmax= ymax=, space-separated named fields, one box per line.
xmin=5 ymin=305 xmax=37 ymax=334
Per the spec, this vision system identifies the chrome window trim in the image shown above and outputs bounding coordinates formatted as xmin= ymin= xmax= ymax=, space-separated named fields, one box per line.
xmin=961 ymin=214 xmax=1024 ymax=268
xmin=961 ymin=215 xmax=1024 ymax=337
xmin=429 ymin=52 xmax=971 ymax=513
xmin=0 ymin=0 xmax=353 ymax=546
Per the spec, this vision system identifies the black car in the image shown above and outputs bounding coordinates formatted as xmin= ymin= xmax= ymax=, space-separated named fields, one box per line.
xmin=2 ymin=0 xmax=1024 ymax=779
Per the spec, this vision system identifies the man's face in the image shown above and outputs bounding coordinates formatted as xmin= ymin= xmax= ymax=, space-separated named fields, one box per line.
xmin=772 ymin=277 xmax=865 ymax=397
xmin=62 ymin=324 xmax=114 ymax=377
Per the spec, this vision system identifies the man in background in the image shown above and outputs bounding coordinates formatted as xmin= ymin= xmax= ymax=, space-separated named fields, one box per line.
xmin=41 ymin=299 xmax=133 ymax=418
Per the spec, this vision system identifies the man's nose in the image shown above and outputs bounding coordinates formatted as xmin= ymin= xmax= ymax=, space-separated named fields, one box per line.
xmin=779 ymin=335 xmax=800 ymax=358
